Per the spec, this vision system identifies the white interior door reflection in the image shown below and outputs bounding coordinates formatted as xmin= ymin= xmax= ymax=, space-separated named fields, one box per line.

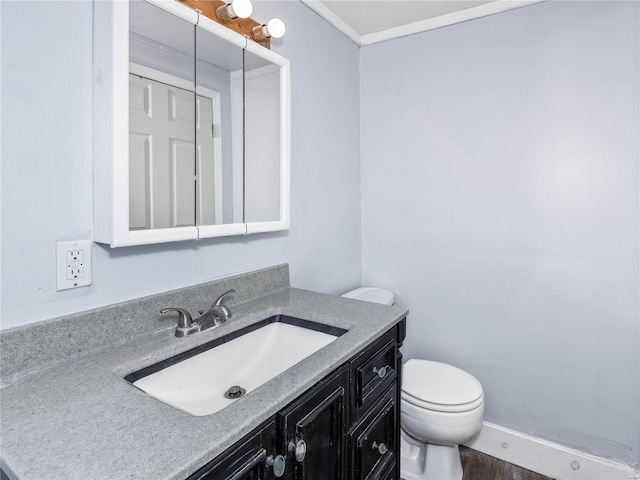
xmin=128 ymin=65 xmax=222 ymax=230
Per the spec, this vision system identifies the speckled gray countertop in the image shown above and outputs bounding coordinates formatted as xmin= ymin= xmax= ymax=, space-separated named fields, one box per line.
xmin=0 ymin=265 xmax=407 ymax=480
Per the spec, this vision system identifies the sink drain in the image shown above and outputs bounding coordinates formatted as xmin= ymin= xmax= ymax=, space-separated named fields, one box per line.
xmin=224 ymin=385 xmax=246 ymax=399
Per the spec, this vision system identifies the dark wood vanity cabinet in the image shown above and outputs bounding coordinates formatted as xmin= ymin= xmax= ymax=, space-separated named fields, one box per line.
xmin=188 ymin=320 xmax=406 ymax=480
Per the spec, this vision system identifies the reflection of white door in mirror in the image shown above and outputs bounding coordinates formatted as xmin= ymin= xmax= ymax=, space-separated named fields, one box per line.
xmin=128 ymin=64 xmax=223 ymax=231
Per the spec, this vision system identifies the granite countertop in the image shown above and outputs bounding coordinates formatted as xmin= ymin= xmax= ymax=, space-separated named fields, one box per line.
xmin=0 ymin=271 xmax=407 ymax=480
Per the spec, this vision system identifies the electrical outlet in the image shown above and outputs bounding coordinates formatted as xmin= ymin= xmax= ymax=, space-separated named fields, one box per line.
xmin=66 ymin=250 xmax=85 ymax=280
xmin=57 ymin=240 xmax=92 ymax=291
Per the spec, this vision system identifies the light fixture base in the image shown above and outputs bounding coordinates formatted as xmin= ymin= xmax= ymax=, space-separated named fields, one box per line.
xmin=215 ymin=4 xmax=235 ymax=22
xmin=251 ymin=24 xmax=269 ymax=42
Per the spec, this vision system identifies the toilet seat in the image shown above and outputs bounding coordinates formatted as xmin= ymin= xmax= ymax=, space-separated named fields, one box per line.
xmin=402 ymin=360 xmax=484 ymax=413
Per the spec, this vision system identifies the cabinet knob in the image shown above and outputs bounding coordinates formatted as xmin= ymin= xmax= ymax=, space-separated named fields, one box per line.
xmin=372 ymin=365 xmax=389 ymax=378
xmin=372 ymin=442 xmax=388 ymax=455
xmin=266 ymin=455 xmax=286 ymax=477
xmin=289 ymin=439 xmax=307 ymax=462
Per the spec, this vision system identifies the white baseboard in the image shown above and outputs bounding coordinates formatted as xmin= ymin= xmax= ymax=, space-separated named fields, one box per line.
xmin=464 ymin=421 xmax=639 ymax=480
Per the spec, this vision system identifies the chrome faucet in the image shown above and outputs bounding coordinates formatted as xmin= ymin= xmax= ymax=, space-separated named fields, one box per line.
xmin=197 ymin=289 xmax=235 ymax=331
xmin=160 ymin=289 xmax=236 ymax=338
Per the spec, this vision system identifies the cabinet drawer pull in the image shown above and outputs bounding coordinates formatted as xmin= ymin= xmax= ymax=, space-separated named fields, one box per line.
xmin=289 ymin=439 xmax=307 ymax=462
xmin=372 ymin=365 xmax=389 ymax=378
xmin=266 ymin=454 xmax=286 ymax=478
xmin=372 ymin=441 xmax=388 ymax=455
xmin=228 ymin=449 xmax=267 ymax=480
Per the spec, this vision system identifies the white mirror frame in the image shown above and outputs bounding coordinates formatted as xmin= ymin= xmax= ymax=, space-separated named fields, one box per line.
xmin=93 ymin=0 xmax=290 ymax=247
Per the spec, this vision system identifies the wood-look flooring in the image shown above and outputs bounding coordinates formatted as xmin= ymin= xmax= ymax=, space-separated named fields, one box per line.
xmin=460 ymin=446 xmax=556 ymax=480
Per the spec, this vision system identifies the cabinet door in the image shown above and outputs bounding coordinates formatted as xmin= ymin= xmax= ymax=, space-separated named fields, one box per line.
xmin=375 ymin=461 xmax=397 ymax=480
xmin=187 ymin=421 xmax=276 ymax=480
xmin=349 ymin=386 xmax=397 ymax=480
xmin=278 ymin=367 xmax=349 ymax=480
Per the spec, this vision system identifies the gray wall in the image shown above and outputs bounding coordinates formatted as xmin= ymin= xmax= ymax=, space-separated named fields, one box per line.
xmin=360 ymin=1 xmax=639 ymax=467
xmin=0 ymin=0 xmax=361 ymax=329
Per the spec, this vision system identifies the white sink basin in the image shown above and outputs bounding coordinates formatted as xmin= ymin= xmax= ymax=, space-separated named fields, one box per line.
xmin=130 ymin=319 xmax=343 ymax=416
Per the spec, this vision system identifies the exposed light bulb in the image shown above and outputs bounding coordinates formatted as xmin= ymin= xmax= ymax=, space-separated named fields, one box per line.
xmin=266 ymin=18 xmax=286 ymax=38
xmin=216 ymin=0 xmax=253 ymax=22
xmin=252 ymin=18 xmax=286 ymax=41
xmin=230 ymin=0 xmax=252 ymax=19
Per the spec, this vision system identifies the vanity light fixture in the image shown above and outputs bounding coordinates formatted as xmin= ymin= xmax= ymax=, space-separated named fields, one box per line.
xmin=216 ymin=0 xmax=253 ymax=22
xmin=251 ymin=18 xmax=286 ymax=41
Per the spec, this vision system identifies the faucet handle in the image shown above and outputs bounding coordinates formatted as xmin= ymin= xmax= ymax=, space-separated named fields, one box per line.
xmin=212 ymin=289 xmax=236 ymax=308
xmin=161 ymin=308 xmax=200 ymax=337
xmin=160 ymin=308 xmax=193 ymax=328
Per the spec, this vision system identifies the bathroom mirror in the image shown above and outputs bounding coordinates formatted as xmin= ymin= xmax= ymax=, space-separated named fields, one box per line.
xmin=244 ymin=47 xmax=281 ymax=224
xmin=129 ymin=0 xmax=196 ymax=231
xmin=93 ymin=0 xmax=290 ymax=247
xmin=243 ymin=41 xmax=291 ymax=233
xmin=195 ymin=18 xmax=245 ymax=234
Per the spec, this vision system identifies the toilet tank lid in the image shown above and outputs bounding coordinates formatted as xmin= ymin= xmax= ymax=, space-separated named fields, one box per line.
xmin=341 ymin=287 xmax=395 ymax=305
xmin=402 ymin=359 xmax=483 ymax=406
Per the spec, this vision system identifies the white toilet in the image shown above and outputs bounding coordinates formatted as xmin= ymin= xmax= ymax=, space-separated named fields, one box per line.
xmin=401 ymin=359 xmax=484 ymax=480
xmin=342 ymin=287 xmax=485 ymax=480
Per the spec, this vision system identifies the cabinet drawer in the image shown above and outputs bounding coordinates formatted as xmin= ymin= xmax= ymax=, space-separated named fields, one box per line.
xmin=349 ymin=386 xmax=397 ymax=480
xmin=351 ymin=328 xmax=397 ymax=419
xmin=187 ymin=421 xmax=276 ymax=480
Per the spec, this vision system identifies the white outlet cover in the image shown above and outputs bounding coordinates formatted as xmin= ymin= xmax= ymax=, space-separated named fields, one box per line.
xmin=56 ymin=240 xmax=92 ymax=291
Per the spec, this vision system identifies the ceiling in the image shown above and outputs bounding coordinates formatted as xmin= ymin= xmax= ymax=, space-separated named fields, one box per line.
xmin=300 ymin=0 xmax=545 ymax=46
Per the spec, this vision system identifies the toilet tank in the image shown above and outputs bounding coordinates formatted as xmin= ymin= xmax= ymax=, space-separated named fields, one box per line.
xmin=342 ymin=287 xmax=395 ymax=305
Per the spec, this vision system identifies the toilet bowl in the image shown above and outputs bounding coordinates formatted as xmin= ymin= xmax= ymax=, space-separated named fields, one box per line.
xmin=401 ymin=359 xmax=484 ymax=480
xmin=341 ymin=287 xmax=484 ymax=480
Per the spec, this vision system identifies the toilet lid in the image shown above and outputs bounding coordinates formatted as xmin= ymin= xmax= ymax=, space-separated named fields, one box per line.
xmin=402 ymin=359 xmax=483 ymax=409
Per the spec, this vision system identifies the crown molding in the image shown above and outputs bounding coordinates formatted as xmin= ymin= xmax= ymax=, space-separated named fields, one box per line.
xmin=300 ymin=0 xmax=361 ymax=44
xmin=301 ymin=0 xmax=547 ymax=47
